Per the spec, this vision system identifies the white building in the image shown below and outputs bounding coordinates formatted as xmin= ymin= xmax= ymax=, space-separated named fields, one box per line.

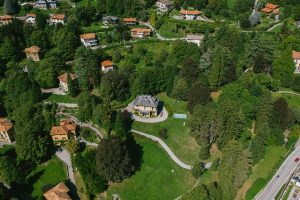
xmin=80 ymin=33 xmax=98 ymax=49
xmin=35 ymin=0 xmax=57 ymax=9
xmin=101 ymin=60 xmax=114 ymax=73
xmin=180 ymin=9 xmax=201 ymax=20
xmin=293 ymin=50 xmax=300 ymax=74
xmin=26 ymin=13 xmax=36 ymax=25
xmin=49 ymin=14 xmax=66 ymax=25
xmin=57 ymin=72 xmax=75 ymax=92
xmin=156 ymin=0 xmax=173 ymax=13
xmin=186 ymin=34 xmax=203 ymax=46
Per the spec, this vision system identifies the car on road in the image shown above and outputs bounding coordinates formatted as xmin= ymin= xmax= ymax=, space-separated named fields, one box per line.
xmin=294 ymin=157 xmax=300 ymax=162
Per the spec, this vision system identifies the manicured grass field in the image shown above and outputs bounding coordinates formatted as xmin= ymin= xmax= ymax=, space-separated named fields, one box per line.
xmin=105 ymin=136 xmax=195 ymax=200
xmin=132 ymin=93 xmax=199 ymax=164
xmin=45 ymin=94 xmax=77 ymax=104
xmin=241 ymin=146 xmax=287 ymax=200
xmin=27 ymin=156 xmax=68 ymax=199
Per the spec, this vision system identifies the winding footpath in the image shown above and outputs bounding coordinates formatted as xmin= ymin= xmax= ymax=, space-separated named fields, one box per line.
xmin=131 ymin=129 xmax=192 ymax=170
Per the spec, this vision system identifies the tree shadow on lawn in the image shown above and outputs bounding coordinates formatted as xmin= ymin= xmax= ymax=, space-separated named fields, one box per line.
xmin=127 ymin=135 xmax=144 ymax=173
xmin=11 ymin=169 xmax=45 ymax=200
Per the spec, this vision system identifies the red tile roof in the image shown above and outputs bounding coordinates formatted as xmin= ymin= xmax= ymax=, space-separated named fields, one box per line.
xmin=50 ymin=119 xmax=76 ymax=136
xmin=261 ymin=3 xmax=279 ymax=13
xmin=25 ymin=46 xmax=41 ymax=54
xmin=43 ymin=182 xmax=71 ymax=200
xmin=80 ymin=33 xmax=96 ymax=39
xmin=293 ymin=50 xmax=300 ymax=59
xmin=50 ymin=14 xmax=65 ymax=20
xmin=101 ymin=60 xmax=113 ymax=68
xmin=0 ymin=15 xmax=13 ymax=20
xmin=131 ymin=28 xmax=152 ymax=33
xmin=57 ymin=72 xmax=75 ymax=84
xmin=0 ymin=118 xmax=13 ymax=132
xmin=180 ymin=9 xmax=201 ymax=15
xmin=123 ymin=18 xmax=137 ymax=22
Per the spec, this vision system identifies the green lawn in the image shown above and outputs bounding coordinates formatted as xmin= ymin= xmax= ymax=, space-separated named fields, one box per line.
xmin=45 ymin=94 xmax=77 ymax=104
xmin=132 ymin=93 xmax=199 ymax=164
xmin=243 ymin=146 xmax=287 ymax=200
xmin=158 ymin=21 xmax=186 ymax=38
xmin=80 ymin=127 xmax=100 ymax=143
xmin=105 ymin=136 xmax=195 ymax=200
xmin=27 ymin=156 xmax=68 ymax=199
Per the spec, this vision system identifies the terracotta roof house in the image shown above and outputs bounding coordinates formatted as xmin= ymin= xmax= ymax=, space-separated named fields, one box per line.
xmin=26 ymin=13 xmax=36 ymax=25
xmin=57 ymin=72 xmax=75 ymax=92
xmin=50 ymin=14 xmax=66 ymax=25
xmin=102 ymin=16 xmax=119 ymax=25
xmin=293 ymin=50 xmax=300 ymax=74
xmin=101 ymin=60 xmax=114 ymax=73
xmin=156 ymin=0 xmax=173 ymax=13
xmin=261 ymin=3 xmax=279 ymax=14
xmin=131 ymin=28 xmax=152 ymax=38
xmin=0 ymin=15 xmax=13 ymax=25
xmin=25 ymin=46 xmax=41 ymax=61
xmin=80 ymin=33 xmax=98 ymax=49
xmin=0 ymin=118 xmax=14 ymax=143
xmin=43 ymin=182 xmax=72 ymax=200
xmin=50 ymin=118 xmax=76 ymax=143
xmin=180 ymin=9 xmax=201 ymax=20
xmin=123 ymin=18 xmax=137 ymax=26
xmin=186 ymin=34 xmax=203 ymax=46
xmin=133 ymin=95 xmax=159 ymax=118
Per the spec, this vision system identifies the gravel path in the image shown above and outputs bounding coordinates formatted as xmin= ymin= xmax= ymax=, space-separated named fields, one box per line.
xmin=131 ymin=129 xmax=192 ymax=170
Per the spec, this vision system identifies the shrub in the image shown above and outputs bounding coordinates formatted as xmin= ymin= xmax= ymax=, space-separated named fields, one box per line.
xmin=159 ymin=128 xmax=168 ymax=139
xmin=192 ymin=162 xmax=205 ymax=178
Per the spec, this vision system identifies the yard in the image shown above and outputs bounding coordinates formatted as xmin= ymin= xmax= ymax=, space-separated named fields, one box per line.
xmin=44 ymin=94 xmax=77 ymax=104
xmin=26 ymin=156 xmax=68 ymax=199
xmin=132 ymin=93 xmax=199 ymax=165
xmin=104 ymin=136 xmax=195 ymax=200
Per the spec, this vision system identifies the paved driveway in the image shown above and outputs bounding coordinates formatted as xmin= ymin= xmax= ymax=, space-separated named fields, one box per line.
xmin=55 ymin=149 xmax=75 ymax=184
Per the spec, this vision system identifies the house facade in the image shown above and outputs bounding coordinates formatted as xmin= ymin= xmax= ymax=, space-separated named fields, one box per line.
xmin=0 ymin=118 xmax=14 ymax=144
xmin=293 ymin=50 xmax=300 ymax=74
xmin=156 ymin=0 xmax=173 ymax=13
xmin=123 ymin=18 xmax=137 ymax=26
xmin=180 ymin=9 xmax=201 ymax=20
xmin=57 ymin=72 xmax=75 ymax=92
xmin=25 ymin=46 xmax=41 ymax=61
xmin=44 ymin=182 xmax=71 ymax=200
xmin=50 ymin=118 xmax=76 ymax=144
xmin=261 ymin=3 xmax=279 ymax=15
xmin=186 ymin=34 xmax=203 ymax=46
xmin=133 ymin=95 xmax=159 ymax=118
xmin=80 ymin=33 xmax=98 ymax=49
xmin=0 ymin=15 xmax=13 ymax=26
xmin=35 ymin=0 xmax=57 ymax=9
xmin=49 ymin=14 xmax=66 ymax=25
xmin=26 ymin=13 xmax=36 ymax=25
xmin=131 ymin=28 xmax=151 ymax=38
xmin=101 ymin=60 xmax=114 ymax=73
xmin=102 ymin=16 xmax=119 ymax=25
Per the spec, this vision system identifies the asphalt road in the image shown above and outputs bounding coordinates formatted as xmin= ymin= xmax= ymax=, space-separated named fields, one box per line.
xmin=255 ymin=146 xmax=300 ymax=200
